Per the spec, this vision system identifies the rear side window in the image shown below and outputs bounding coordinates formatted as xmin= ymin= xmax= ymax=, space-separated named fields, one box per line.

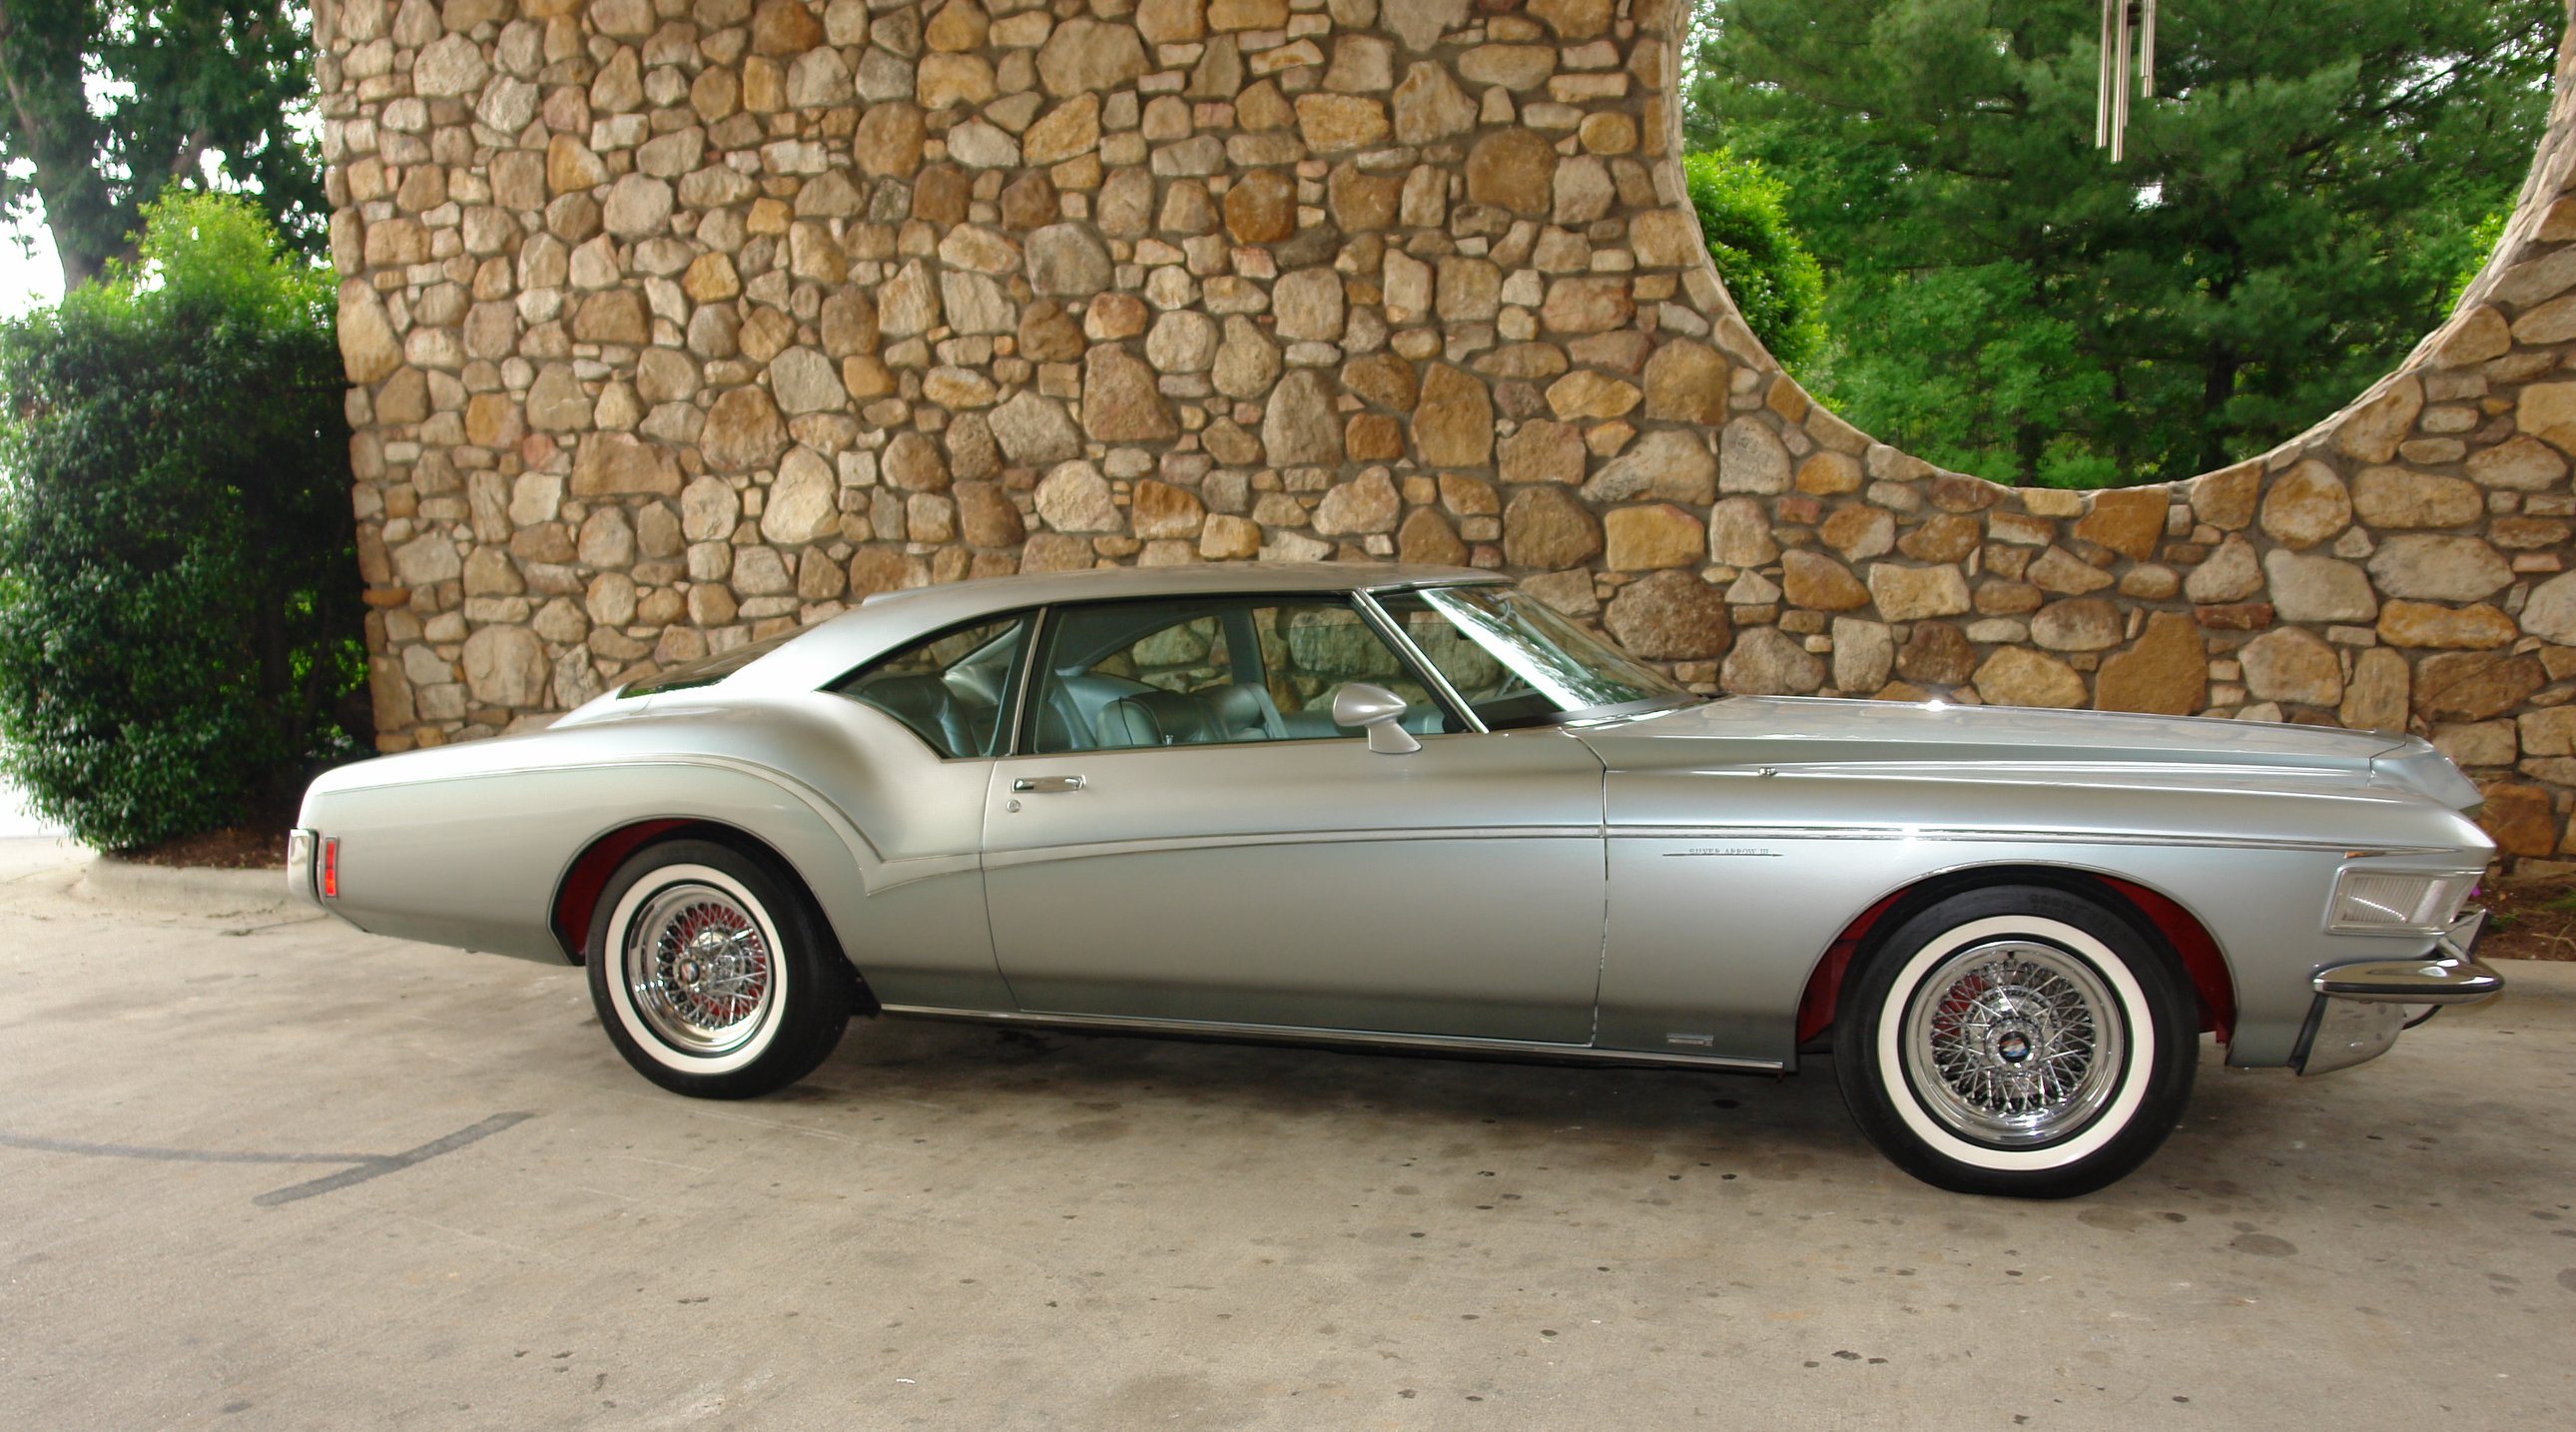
xmin=828 ymin=615 xmax=1032 ymax=758
xmin=624 ymin=630 xmax=800 ymax=697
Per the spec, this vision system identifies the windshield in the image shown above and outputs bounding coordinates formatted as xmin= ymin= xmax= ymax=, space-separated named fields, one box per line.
xmin=1376 ymin=585 xmax=1695 ymax=729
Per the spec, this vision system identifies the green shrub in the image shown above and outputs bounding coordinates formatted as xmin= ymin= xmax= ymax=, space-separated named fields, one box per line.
xmin=0 ymin=192 xmax=365 ymax=851
xmin=1682 ymin=149 xmax=1828 ymax=369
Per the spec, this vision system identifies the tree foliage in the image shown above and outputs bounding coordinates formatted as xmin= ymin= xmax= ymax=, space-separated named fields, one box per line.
xmin=1684 ymin=0 xmax=2559 ymax=487
xmin=0 ymin=0 xmax=320 ymax=290
xmin=1682 ymin=149 xmax=1827 ymax=369
xmin=0 ymin=192 xmax=363 ymax=851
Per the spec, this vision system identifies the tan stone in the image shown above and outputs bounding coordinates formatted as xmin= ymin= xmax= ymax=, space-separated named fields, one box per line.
xmin=1223 ymin=169 xmax=1295 ymax=243
xmin=1974 ymin=648 xmax=2088 ymax=710
xmin=1582 ymin=430 xmax=1713 ymax=504
xmin=1546 ymin=370 xmax=1639 ymax=421
xmin=2376 ymin=600 xmax=2519 ymax=650
xmin=1130 ymin=480 xmax=1206 ymax=540
xmin=1295 ymin=94 xmax=1390 ymax=152
xmin=1466 ymin=129 xmax=1558 ymax=215
xmin=1604 ymin=505 xmax=1705 ymax=571
xmin=1868 ymin=564 xmax=1972 ymax=621
xmin=1037 ymin=18 xmax=1150 ymax=96
xmin=1401 ymin=363 xmax=1495 ymax=470
xmin=1721 ymin=625 xmax=1824 ymax=695
xmin=1503 ymin=485 xmax=1604 ymax=569
xmin=2073 ymin=487 xmax=2165 ymax=561
xmin=569 ymin=434 xmax=681 ymax=498
xmin=2258 ymin=459 xmax=2350 ymax=549
xmin=1540 ymin=277 xmax=1632 ymax=334
xmin=2522 ymin=571 xmax=2576 ymax=646
xmin=2516 ymin=380 xmax=2576 ymax=456
xmin=1639 ymin=341 xmax=1727 ymax=424
xmin=2352 ymin=468 xmax=2482 ymax=528
xmin=1083 ymin=345 xmax=1178 ymax=441
xmin=1898 ymin=514 xmax=1980 ymax=564
xmin=2262 ymin=550 xmax=2376 ymax=624
xmin=2333 ymin=376 xmax=2422 ymax=464
xmin=1391 ymin=61 xmax=1476 ymax=146
xmin=2094 ymin=612 xmax=2206 ymax=715
xmin=1201 ymin=514 xmax=1262 ymax=560
xmin=2239 ymin=628 xmax=2342 ymax=707
xmin=2477 ymin=784 xmax=2560 ymax=859
xmin=2520 ymin=707 xmax=2576 ymax=757
xmin=462 ymin=625 xmax=548 ymax=709
xmin=1781 ymin=549 xmax=1868 ymax=611
xmin=1312 ymin=471 xmax=1400 ymax=536
xmin=2189 ymin=461 xmax=2260 ymax=531
xmin=1530 ymin=0 xmax=1611 ymax=38
xmin=1896 ymin=622 xmax=1976 ymax=687
xmin=1023 ymin=94 xmax=1101 ymax=167
xmin=2467 ymin=433 xmax=2568 ymax=490
xmin=1501 ymin=420 xmax=1585 ymax=486
xmin=2366 ymin=535 xmax=2512 ymax=602
xmin=750 ymin=0 xmax=823 ymax=54
xmin=2030 ymin=597 xmax=2124 ymax=652
xmin=1397 ymin=508 xmax=1469 ymax=566
xmin=1342 ymin=354 xmax=1418 ymax=412
xmin=1263 ymin=369 xmax=1342 ymax=466
xmin=2415 ymin=652 xmax=2548 ymax=721
xmin=1035 ymin=461 xmax=1121 ymax=533
xmin=1609 ymin=570 xmax=1732 ymax=661
xmin=2340 ymin=647 xmax=2410 ymax=732
xmin=701 ymin=387 xmax=786 ymax=472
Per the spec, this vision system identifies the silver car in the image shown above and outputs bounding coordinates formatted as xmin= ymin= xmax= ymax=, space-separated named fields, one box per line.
xmin=292 ymin=564 xmax=2501 ymax=1197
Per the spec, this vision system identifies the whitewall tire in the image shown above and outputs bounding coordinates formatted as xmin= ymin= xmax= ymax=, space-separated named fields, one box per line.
xmin=585 ymin=839 xmax=853 ymax=1098
xmin=1833 ymin=885 xmax=2197 ymax=1198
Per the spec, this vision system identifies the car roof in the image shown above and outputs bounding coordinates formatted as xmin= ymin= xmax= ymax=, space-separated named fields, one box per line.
xmin=714 ymin=562 xmax=1507 ymax=697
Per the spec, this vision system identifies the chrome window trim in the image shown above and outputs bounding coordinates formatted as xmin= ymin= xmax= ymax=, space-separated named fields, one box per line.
xmin=874 ymin=1004 xmax=1787 ymax=1073
xmin=1352 ymin=589 xmax=1488 ymax=736
xmin=979 ymin=820 xmax=1603 ymax=871
xmin=1611 ymin=825 xmax=2456 ymax=856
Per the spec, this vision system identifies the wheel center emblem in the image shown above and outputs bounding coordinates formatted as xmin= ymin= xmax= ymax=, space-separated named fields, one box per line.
xmin=1996 ymin=1031 xmax=2032 ymax=1064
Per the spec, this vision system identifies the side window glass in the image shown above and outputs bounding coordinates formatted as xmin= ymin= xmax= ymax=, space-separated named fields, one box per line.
xmin=1026 ymin=597 xmax=1462 ymax=753
xmin=1254 ymin=603 xmax=1464 ymax=739
xmin=828 ymin=615 xmax=1029 ymax=758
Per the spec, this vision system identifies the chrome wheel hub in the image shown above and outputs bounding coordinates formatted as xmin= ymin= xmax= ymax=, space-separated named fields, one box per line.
xmin=1903 ymin=940 xmax=2124 ymax=1147
xmin=624 ymin=883 xmax=775 ymax=1056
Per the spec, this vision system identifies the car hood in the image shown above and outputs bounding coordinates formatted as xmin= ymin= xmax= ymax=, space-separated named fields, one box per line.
xmin=1574 ymin=695 xmax=2445 ymax=791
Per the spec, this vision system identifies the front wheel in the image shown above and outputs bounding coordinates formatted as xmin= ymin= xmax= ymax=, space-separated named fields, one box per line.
xmin=585 ymin=839 xmax=852 ymax=1098
xmin=1833 ymin=885 xmax=2197 ymax=1197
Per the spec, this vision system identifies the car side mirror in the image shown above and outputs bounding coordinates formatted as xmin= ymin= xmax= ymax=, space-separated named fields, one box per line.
xmin=1331 ymin=682 xmax=1423 ymax=755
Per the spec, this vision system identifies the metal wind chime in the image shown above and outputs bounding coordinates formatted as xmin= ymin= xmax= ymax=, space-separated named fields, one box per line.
xmin=2097 ymin=0 xmax=2159 ymax=162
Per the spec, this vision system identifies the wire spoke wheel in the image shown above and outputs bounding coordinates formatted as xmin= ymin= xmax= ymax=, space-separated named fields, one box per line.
xmin=625 ymin=883 xmax=778 ymax=1056
xmin=1901 ymin=940 xmax=2124 ymax=1147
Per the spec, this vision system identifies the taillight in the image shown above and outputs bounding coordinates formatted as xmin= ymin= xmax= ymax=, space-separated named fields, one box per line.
xmin=322 ymin=837 xmax=339 ymax=899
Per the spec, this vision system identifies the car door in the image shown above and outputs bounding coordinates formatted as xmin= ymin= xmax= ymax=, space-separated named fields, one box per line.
xmin=979 ymin=593 xmax=1608 ymax=1045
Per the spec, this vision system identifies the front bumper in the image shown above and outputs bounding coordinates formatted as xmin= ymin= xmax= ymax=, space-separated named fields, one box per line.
xmin=2293 ymin=910 xmax=2502 ymax=1075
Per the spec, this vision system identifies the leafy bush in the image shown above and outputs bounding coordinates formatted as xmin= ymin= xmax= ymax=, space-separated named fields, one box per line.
xmin=0 ymin=192 xmax=365 ymax=851
xmin=1682 ymin=149 xmax=1828 ymax=369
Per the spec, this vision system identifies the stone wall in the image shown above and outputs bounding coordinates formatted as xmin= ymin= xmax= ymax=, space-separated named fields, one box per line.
xmin=316 ymin=0 xmax=2576 ymax=869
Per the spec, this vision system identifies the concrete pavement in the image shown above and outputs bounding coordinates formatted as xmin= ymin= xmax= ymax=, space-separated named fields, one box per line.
xmin=0 ymin=836 xmax=2567 ymax=1430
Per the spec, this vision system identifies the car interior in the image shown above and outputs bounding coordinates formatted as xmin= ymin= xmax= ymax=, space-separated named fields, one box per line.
xmin=831 ymin=597 xmax=1461 ymax=759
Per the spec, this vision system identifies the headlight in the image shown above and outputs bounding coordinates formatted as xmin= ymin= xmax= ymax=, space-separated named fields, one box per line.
xmin=2326 ymin=870 xmax=2477 ymax=935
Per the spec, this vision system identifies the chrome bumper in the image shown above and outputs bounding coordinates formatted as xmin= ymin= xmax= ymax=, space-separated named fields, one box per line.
xmin=2294 ymin=911 xmax=2502 ymax=1075
xmin=286 ymin=827 xmax=322 ymax=909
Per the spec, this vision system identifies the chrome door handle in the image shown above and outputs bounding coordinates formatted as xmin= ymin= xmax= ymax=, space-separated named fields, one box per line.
xmin=1011 ymin=775 xmax=1085 ymax=794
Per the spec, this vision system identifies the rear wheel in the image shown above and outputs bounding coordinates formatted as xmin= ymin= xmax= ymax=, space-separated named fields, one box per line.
xmin=585 ymin=839 xmax=851 ymax=1098
xmin=1833 ymin=885 xmax=2197 ymax=1197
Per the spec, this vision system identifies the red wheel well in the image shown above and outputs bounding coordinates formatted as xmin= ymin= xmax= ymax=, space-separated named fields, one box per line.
xmin=1793 ymin=868 xmax=2238 ymax=1047
xmin=550 ymin=820 xmax=690 ymax=962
